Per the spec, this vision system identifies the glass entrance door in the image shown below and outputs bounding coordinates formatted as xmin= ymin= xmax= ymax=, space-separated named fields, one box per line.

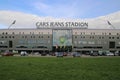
xmin=53 ymin=29 xmax=72 ymax=52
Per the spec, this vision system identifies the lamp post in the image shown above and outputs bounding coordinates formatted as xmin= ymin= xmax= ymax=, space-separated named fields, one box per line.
xmin=107 ymin=20 xmax=115 ymax=29
xmin=8 ymin=20 xmax=16 ymax=52
xmin=8 ymin=20 xmax=16 ymax=29
xmin=99 ymin=18 xmax=115 ymax=29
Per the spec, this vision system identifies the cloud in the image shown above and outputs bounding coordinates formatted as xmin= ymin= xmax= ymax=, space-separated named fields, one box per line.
xmin=32 ymin=1 xmax=81 ymax=18
xmin=0 ymin=10 xmax=120 ymax=29
xmin=34 ymin=2 xmax=49 ymax=10
xmin=0 ymin=10 xmax=39 ymax=29
xmin=32 ymin=0 xmax=102 ymax=18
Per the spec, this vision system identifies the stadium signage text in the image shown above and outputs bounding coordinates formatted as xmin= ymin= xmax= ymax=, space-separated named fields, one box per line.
xmin=36 ymin=22 xmax=88 ymax=29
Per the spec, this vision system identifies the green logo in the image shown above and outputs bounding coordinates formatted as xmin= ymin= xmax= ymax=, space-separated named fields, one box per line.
xmin=59 ymin=36 xmax=66 ymax=44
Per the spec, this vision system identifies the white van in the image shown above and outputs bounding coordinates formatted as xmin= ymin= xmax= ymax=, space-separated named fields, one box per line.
xmin=20 ymin=51 xmax=28 ymax=56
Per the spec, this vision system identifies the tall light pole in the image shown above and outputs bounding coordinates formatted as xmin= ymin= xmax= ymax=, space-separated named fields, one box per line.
xmin=99 ymin=18 xmax=116 ymax=29
xmin=107 ymin=20 xmax=115 ymax=29
xmin=8 ymin=20 xmax=16 ymax=29
xmin=8 ymin=20 xmax=16 ymax=52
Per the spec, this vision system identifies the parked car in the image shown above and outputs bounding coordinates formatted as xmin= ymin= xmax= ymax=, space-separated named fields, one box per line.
xmin=49 ymin=52 xmax=55 ymax=56
xmin=114 ymin=51 xmax=119 ymax=56
xmin=41 ymin=53 xmax=47 ymax=56
xmin=20 ymin=51 xmax=28 ymax=56
xmin=1 ymin=52 xmax=14 ymax=56
xmin=98 ymin=51 xmax=103 ymax=56
xmin=63 ymin=52 xmax=68 ymax=56
xmin=34 ymin=52 xmax=40 ymax=55
xmin=90 ymin=52 xmax=98 ymax=56
xmin=72 ymin=52 xmax=81 ymax=57
xmin=106 ymin=52 xmax=114 ymax=56
xmin=55 ymin=52 xmax=63 ymax=57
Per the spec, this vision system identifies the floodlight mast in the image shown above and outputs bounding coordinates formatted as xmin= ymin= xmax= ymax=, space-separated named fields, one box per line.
xmin=107 ymin=20 xmax=115 ymax=29
xmin=8 ymin=20 xmax=16 ymax=29
xmin=99 ymin=18 xmax=116 ymax=29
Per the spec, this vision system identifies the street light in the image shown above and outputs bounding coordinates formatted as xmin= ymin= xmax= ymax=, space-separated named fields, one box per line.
xmin=107 ymin=20 xmax=115 ymax=29
xmin=8 ymin=20 xmax=16 ymax=29
xmin=8 ymin=20 xmax=16 ymax=52
xmin=99 ymin=18 xmax=115 ymax=29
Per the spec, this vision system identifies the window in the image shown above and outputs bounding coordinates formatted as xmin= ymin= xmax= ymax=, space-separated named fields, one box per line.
xmin=25 ymin=36 xmax=27 ymax=38
xmin=99 ymin=37 xmax=101 ymax=39
xmin=19 ymin=32 xmax=21 ymax=34
xmin=48 ymin=40 xmax=50 ymax=43
xmin=109 ymin=33 xmax=111 ymax=35
xmin=31 ymin=36 xmax=35 ymax=38
xmin=75 ymin=36 xmax=77 ymax=38
xmin=109 ymin=41 xmax=115 ymax=48
xmin=75 ymin=32 xmax=77 ymax=34
xmin=12 ymin=32 xmax=15 ymax=34
xmin=98 ymin=41 xmax=102 ymax=44
xmin=88 ymin=41 xmax=95 ymax=44
xmin=109 ymin=36 xmax=115 ymax=39
xmin=9 ymin=41 xmax=13 ymax=48
xmin=48 ymin=36 xmax=50 ymax=38
xmin=90 ymin=36 xmax=94 ymax=39
xmin=2 ymin=32 xmax=4 ymax=35
xmin=81 ymin=36 xmax=85 ymax=38
xmin=0 ymin=42 xmax=2 ymax=44
xmin=91 ymin=32 xmax=95 ymax=35
xmin=33 ymin=36 xmax=35 ymax=38
xmin=74 ymin=41 xmax=77 ymax=44
xmin=117 ymin=37 xmax=119 ymax=39
xmin=5 ymin=36 xmax=7 ymax=38
xmin=82 ymin=41 xmax=87 ymax=44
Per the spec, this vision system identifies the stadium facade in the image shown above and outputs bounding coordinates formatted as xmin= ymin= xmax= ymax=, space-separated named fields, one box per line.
xmin=0 ymin=21 xmax=120 ymax=54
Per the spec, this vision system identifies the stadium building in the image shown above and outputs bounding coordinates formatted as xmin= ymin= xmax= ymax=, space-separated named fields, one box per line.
xmin=0 ymin=21 xmax=120 ymax=54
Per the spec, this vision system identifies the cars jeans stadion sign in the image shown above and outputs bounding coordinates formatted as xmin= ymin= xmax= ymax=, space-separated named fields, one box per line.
xmin=36 ymin=22 xmax=88 ymax=29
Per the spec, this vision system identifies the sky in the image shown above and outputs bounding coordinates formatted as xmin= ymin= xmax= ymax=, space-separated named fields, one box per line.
xmin=0 ymin=0 xmax=120 ymax=19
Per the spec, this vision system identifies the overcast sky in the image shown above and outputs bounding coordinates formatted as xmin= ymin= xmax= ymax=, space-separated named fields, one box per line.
xmin=0 ymin=0 xmax=120 ymax=18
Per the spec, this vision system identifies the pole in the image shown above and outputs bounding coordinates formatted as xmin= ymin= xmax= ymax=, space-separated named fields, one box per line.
xmin=107 ymin=20 xmax=115 ymax=29
xmin=8 ymin=20 xmax=16 ymax=29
